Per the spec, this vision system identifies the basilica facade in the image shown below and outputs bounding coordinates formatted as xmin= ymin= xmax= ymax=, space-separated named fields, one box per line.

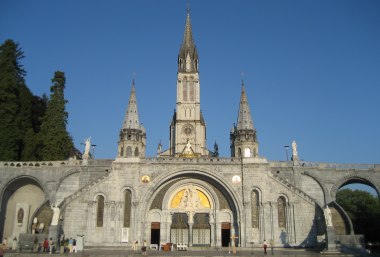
xmin=1 ymin=10 xmax=379 ymax=250
xmin=67 ymin=11 xmax=321 ymax=248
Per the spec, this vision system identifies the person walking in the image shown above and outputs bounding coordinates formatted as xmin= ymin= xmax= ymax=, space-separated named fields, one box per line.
xmin=263 ymin=240 xmax=268 ymax=255
xmin=33 ymin=236 xmax=39 ymax=252
xmin=43 ymin=238 xmax=49 ymax=252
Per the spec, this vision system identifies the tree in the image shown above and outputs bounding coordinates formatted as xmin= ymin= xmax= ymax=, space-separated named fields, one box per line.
xmin=0 ymin=39 xmax=26 ymax=160
xmin=336 ymin=188 xmax=380 ymax=243
xmin=40 ymin=71 xmax=73 ymax=160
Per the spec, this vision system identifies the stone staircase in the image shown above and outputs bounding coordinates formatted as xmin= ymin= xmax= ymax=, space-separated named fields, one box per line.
xmin=268 ymin=171 xmax=315 ymax=204
xmin=59 ymin=170 xmax=112 ymax=209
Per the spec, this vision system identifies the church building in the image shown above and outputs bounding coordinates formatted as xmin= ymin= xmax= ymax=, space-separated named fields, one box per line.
xmin=1 ymin=8 xmax=378 ymax=251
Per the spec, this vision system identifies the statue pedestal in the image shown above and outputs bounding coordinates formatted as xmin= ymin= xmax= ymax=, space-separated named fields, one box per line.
xmin=48 ymin=225 xmax=61 ymax=246
xmin=322 ymin=226 xmax=340 ymax=254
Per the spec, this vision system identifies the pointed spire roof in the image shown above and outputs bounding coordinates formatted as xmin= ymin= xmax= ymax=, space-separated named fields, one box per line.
xmin=183 ymin=10 xmax=195 ymax=50
xmin=123 ymin=79 xmax=141 ymax=130
xmin=236 ymin=81 xmax=254 ymax=130
xmin=179 ymin=9 xmax=198 ymax=63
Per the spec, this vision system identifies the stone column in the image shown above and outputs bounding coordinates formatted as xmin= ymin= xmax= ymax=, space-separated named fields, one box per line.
xmin=187 ymin=212 xmax=194 ymax=246
xmin=210 ymin=212 xmax=215 ymax=247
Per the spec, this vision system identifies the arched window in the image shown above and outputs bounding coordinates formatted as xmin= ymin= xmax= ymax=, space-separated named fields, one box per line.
xmin=124 ymin=190 xmax=132 ymax=227
xmin=126 ymin=146 xmax=132 ymax=157
xmin=120 ymin=146 xmax=124 ymax=157
xmin=189 ymin=79 xmax=194 ymax=101
xmin=237 ymin=148 xmax=242 ymax=157
xmin=134 ymin=147 xmax=139 ymax=157
xmin=96 ymin=195 xmax=105 ymax=227
xmin=183 ymin=80 xmax=188 ymax=101
xmin=278 ymin=196 xmax=287 ymax=228
xmin=251 ymin=190 xmax=259 ymax=228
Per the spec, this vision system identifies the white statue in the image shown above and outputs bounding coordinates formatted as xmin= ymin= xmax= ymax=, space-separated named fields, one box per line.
xmin=324 ymin=206 xmax=333 ymax=227
xmin=179 ymin=186 xmax=200 ymax=209
xmin=83 ymin=137 xmax=91 ymax=159
xmin=184 ymin=140 xmax=192 ymax=155
xmin=51 ymin=203 xmax=60 ymax=226
xmin=292 ymin=140 xmax=298 ymax=156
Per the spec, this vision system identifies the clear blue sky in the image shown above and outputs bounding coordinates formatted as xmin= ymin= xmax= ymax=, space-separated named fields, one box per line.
xmin=1 ymin=1 xmax=379 ymax=166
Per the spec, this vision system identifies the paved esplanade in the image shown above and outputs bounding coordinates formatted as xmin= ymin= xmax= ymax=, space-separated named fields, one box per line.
xmin=3 ymin=247 xmax=365 ymax=257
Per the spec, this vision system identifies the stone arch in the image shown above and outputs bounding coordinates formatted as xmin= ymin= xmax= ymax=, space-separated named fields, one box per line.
xmin=277 ymin=195 xmax=287 ymax=228
xmin=330 ymin=174 xmax=379 ymax=201
xmin=126 ymin=146 xmax=132 ymax=157
xmin=134 ymin=147 xmax=139 ymax=157
xmin=138 ymin=168 xmax=244 ymax=246
xmin=94 ymin=194 xmax=105 ymax=227
xmin=0 ymin=175 xmax=46 ymax=241
xmin=122 ymin=189 xmax=132 ymax=228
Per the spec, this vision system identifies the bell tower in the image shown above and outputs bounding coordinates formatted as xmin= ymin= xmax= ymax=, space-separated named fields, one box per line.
xmin=168 ymin=9 xmax=208 ymax=157
xmin=117 ymin=80 xmax=146 ymax=158
xmin=230 ymin=81 xmax=258 ymax=158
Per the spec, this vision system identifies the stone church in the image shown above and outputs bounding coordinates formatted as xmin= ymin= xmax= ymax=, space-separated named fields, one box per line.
xmin=1 ymin=10 xmax=379 ymax=250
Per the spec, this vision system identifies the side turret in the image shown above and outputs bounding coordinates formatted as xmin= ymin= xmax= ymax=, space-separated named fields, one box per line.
xmin=230 ymin=81 xmax=258 ymax=158
xmin=117 ymin=80 xmax=146 ymax=158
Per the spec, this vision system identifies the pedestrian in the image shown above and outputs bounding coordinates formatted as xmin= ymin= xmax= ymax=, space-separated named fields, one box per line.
xmin=263 ymin=239 xmax=268 ymax=255
xmin=33 ymin=236 xmax=39 ymax=252
xmin=49 ymin=237 xmax=54 ymax=254
xmin=43 ymin=238 xmax=49 ymax=252
xmin=72 ymin=238 xmax=77 ymax=253
xmin=2 ymin=237 xmax=7 ymax=250
xmin=12 ymin=237 xmax=17 ymax=251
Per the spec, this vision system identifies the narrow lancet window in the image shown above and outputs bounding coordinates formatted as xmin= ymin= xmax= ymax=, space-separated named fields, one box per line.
xmin=96 ymin=195 xmax=105 ymax=227
xmin=124 ymin=190 xmax=132 ymax=227
xmin=278 ymin=196 xmax=286 ymax=228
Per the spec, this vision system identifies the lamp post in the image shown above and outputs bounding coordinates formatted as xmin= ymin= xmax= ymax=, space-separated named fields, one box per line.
xmin=91 ymin=144 xmax=97 ymax=159
xmin=284 ymin=145 xmax=289 ymax=161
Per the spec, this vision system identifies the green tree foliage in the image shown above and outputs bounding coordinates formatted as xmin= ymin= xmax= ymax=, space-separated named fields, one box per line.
xmin=0 ymin=40 xmax=26 ymax=160
xmin=0 ymin=39 xmax=48 ymax=161
xmin=336 ymin=188 xmax=380 ymax=243
xmin=40 ymin=71 xmax=73 ymax=160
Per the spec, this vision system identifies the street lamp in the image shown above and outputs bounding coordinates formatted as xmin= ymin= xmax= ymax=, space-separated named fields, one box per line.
xmin=91 ymin=144 xmax=97 ymax=159
xmin=284 ymin=145 xmax=289 ymax=161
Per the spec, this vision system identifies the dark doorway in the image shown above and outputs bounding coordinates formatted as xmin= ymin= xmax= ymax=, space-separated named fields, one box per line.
xmin=221 ymin=222 xmax=231 ymax=247
xmin=151 ymin=222 xmax=160 ymax=245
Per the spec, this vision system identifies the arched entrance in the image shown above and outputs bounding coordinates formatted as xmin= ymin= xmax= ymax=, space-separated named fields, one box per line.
xmin=146 ymin=173 xmax=240 ymax=248
xmin=168 ymin=185 xmax=213 ymax=246
xmin=0 ymin=177 xmax=46 ymax=241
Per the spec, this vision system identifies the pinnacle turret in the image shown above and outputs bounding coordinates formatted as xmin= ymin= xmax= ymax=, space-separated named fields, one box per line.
xmin=122 ymin=80 xmax=142 ymax=130
xmin=230 ymin=81 xmax=258 ymax=158
xmin=118 ymin=80 xmax=146 ymax=158
xmin=236 ymin=81 xmax=254 ymax=130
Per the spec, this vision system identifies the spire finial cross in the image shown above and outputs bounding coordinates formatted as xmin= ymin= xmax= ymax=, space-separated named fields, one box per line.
xmin=186 ymin=0 xmax=191 ymax=14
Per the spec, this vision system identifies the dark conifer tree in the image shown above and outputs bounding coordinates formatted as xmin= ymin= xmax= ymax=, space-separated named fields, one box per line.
xmin=40 ymin=71 xmax=73 ymax=160
xmin=0 ymin=40 xmax=26 ymax=160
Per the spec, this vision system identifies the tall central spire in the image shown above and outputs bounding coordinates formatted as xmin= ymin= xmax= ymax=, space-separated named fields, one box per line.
xmin=178 ymin=8 xmax=198 ymax=73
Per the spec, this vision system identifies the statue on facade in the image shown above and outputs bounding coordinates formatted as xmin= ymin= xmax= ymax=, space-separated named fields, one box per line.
xmin=324 ymin=206 xmax=333 ymax=227
xmin=292 ymin=140 xmax=298 ymax=157
xmin=51 ymin=203 xmax=60 ymax=226
xmin=83 ymin=137 xmax=91 ymax=159
xmin=17 ymin=208 xmax=24 ymax=225
xmin=157 ymin=141 xmax=162 ymax=156
xmin=184 ymin=140 xmax=192 ymax=155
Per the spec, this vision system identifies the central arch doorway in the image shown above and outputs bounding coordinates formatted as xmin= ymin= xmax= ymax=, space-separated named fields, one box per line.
xmin=146 ymin=175 xmax=240 ymax=248
xmin=168 ymin=185 xmax=214 ymax=246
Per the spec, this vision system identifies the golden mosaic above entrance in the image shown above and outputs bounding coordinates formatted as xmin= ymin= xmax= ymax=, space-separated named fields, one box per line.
xmin=170 ymin=186 xmax=211 ymax=209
